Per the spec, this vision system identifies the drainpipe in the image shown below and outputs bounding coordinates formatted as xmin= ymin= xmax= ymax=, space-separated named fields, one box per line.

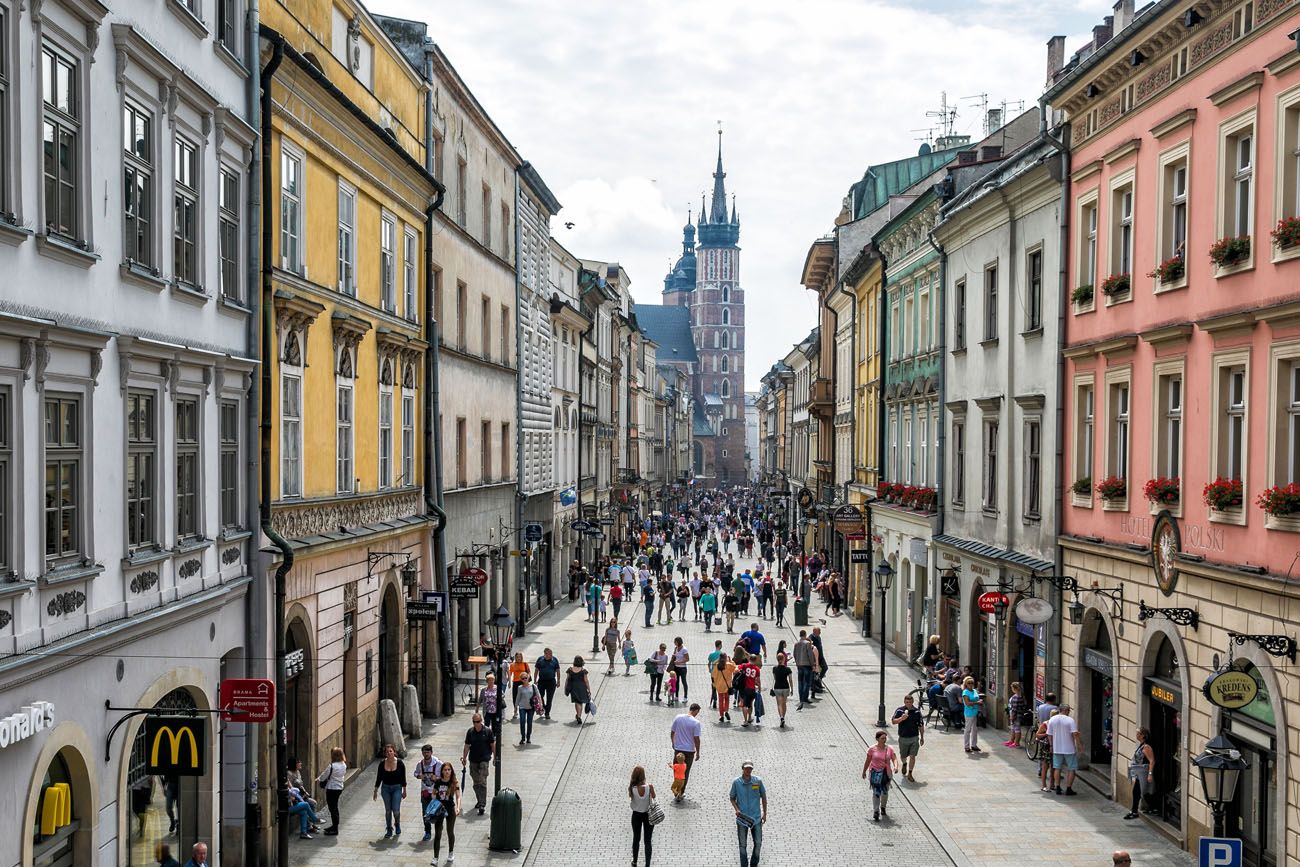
xmin=421 ymin=40 xmax=455 ymax=717
xmin=256 ymin=37 xmax=292 ymax=867
xmin=926 ymin=228 xmax=946 ymax=647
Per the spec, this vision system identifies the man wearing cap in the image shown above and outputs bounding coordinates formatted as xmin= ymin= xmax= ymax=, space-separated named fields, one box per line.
xmin=729 ymin=761 xmax=767 ymax=867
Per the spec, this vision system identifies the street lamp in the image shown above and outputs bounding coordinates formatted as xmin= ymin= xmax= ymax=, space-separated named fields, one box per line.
xmin=1192 ymin=732 xmax=1249 ymax=837
xmin=485 ymin=605 xmax=515 ymax=795
xmin=874 ymin=560 xmax=895 ymax=728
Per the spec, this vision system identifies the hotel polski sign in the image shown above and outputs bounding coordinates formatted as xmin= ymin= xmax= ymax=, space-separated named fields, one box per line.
xmin=0 ymin=701 xmax=54 ymax=748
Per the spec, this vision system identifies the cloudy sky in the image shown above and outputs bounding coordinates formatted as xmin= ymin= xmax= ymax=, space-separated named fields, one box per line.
xmin=379 ymin=0 xmax=1098 ymax=389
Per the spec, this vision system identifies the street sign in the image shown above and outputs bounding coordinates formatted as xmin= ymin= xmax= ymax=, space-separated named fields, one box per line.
xmin=422 ymin=591 xmax=448 ymax=614
xmin=524 ymin=522 xmax=544 ymax=543
xmin=219 ymin=678 xmax=275 ymax=724
xmin=460 ymin=567 xmax=490 ymax=586
xmin=977 ymin=592 xmax=1009 ymax=614
xmin=599 ymin=517 xmax=615 ymax=526
xmin=849 ymin=549 xmax=871 ymax=564
xmin=406 ymin=601 xmax=441 ymax=621
xmin=450 ymin=576 xmax=480 ymax=599
xmin=145 ymin=717 xmax=206 ymax=776
xmin=1199 ymin=837 xmax=1242 ymax=867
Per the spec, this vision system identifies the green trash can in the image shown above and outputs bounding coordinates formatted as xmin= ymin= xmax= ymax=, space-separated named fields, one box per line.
xmin=793 ymin=598 xmax=809 ymax=627
xmin=488 ymin=787 xmax=522 ymax=851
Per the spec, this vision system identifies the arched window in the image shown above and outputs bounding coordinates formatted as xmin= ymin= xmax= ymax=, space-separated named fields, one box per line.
xmin=721 ymin=332 xmax=730 ymax=350
xmin=722 ymin=285 xmax=730 ymax=303
xmin=721 ymin=380 xmax=730 ymax=398
xmin=721 ymin=356 xmax=729 ymax=374
xmin=722 ymin=308 xmax=731 ymax=325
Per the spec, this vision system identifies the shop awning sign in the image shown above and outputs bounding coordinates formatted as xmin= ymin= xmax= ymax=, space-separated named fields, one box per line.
xmin=0 ymin=701 xmax=54 ymax=749
xmin=145 ymin=717 xmax=206 ymax=776
xmin=1203 ymin=669 xmax=1259 ymax=710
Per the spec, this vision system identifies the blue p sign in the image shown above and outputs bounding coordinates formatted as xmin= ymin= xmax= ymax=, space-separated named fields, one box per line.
xmin=1199 ymin=837 xmax=1242 ymax=867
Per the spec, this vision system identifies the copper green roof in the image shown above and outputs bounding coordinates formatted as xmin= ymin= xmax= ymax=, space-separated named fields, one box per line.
xmin=849 ymin=146 xmax=964 ymax=221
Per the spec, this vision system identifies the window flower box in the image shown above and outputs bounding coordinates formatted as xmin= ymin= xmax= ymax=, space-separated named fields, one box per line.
xmin=1071 ymin=477 xmax=1092 ymax=496
xmin=1072 ymin=284 xmax=1094 ymax=306
xmin=1148 ymin=257 xmax=1185 ymax=285
xmin=1271 ymin=217 xmax=1300 ymax=250
xmin=1209 ymin=236 xmax=1250 ymax=268
xmin=1096 ymin=475 xmax=1127 ymax=501
xmin=1202 ymin=477 xmax=1243 ymax=511
xmin=1100 ymin=273 xmax=1130 ymax=299
xmin=1143 ymin=477 xmax=1180 ymax=506
xmin=1259 ymin=483 xmax=1300 ymax=531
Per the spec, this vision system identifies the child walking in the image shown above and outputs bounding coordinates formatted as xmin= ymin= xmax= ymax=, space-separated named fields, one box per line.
xmin=1004 ymin=682 xmax=1026 ymax=748
xmin=666 ymin=669 xmax=679 ymax=706
xmin=622 ymin=630 xmax=638 ymax=676
xmin=670 ymin=752 xmax=688 ymax=802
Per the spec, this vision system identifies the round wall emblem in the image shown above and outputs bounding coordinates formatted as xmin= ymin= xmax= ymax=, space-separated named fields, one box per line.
xmin=1151 ymin=512 xmax=1181 ymax=596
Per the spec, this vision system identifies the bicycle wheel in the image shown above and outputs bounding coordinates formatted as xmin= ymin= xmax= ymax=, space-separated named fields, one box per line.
xmin=1024 ymin=735 xmax=1040 ymax=762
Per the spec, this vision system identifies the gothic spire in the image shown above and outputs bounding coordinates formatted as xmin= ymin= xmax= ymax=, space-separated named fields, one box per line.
xmin=709 ymin=129 xmax=728 ymax=224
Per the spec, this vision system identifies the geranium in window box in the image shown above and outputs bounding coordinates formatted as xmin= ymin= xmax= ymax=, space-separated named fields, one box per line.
xmin=1071 ymin=284 xmax=1094 ymax=306
xmin=1209 ymin=236 xmax=1251 ymax=268
xmin=1095 ymin=475 xmax=1127 ymax=501
xmin=877 ymin=481 xmax=896 ymax=502
xmin=1271 ymin=217 xmax=1300 ymax=250
xmin=1202 ymin=476 xmax=1243 ymax=511
xmin=914 ymin=487 xmax=937 ymax=512
xmin=1257 ymin=483 xmax=1300 ymax=517
xmin=1072 ymin=476 xmax=1092 ymax=496
xmin=1100 ymin=273 xmax=1131 ymax=298
xmin=1147 ymin=257 xmax=1185 ymax=284
xmin=1142 ymin=476 xmax=1180 ymax=506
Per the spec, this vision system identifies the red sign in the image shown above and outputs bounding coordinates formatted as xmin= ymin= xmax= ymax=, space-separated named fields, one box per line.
xmin=461 ymin=567 xmax=490 ymax=587
xmin=977 ymin=592 xmax=1009 ymax=614
xmin=219 ymin=678 xmax=275 ymax=724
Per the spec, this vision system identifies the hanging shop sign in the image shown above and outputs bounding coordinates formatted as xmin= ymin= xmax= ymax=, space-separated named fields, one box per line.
xmin=0 ymin=700 xmax=55 ymax=749
xmin=941 ymin=572 xmax=961 ymax=598
xmin=1203 ymin=669 xmax=1259 ymax=710
xmin=461 ymin=567 xmax=490 ymax=587
xmin=219 ymin=679 xmax=275 ymax=724
xmin=797 ymin=488 xmax=814 ymax=510
xmin=406 ymin=601 xmax=442 ymax=622
xmin=832 ymin=505 xmax=864 ymax=535
xmin=977 ymin=592 xmax=1009 ymax=614
xmin=849 ymin=549 xmax=871 ymax=564
xmin=1014 ymin=597 xmax=1054 ymax=626
xmin=145 ymin=716 xmax=207 ymax=776
xmin=450 ymin=576 xmax=481 ymax=599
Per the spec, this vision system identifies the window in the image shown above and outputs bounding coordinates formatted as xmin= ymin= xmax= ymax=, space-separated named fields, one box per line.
xmin=722 ymin=308 xmax=731 ymax=325
xmin=501 ymin=305 xmax=509 ymax=364
xmin=721 ymin=380 xmax=731 ymax=399
xmin=1026 ymin=249 xmax=1043 ymax=330
xmin=280 ymin=146 xmax=303 ymax=273
xmin=982 ymin=419 xmax=998 ymax=510
xmin=721 ymin=331 xmax=730 ymax=350
xmin=219 ymin=400 xmax=239 ymax=529
xmin=42 ymin=45 xmax=80 ymax=239
xmin=380 ymin=215 xmax=396 ymax=311
xmin=123 ymin=103 xmax=153 ymax=268
xmin=126 ymin=391 xmax=155 ymax=549
xmin=501 ymin=421 xmax=510 ymax=481
xmin=501 ymin=202 xmax=510 ymax=258
xmin=379 ymin=387 xmax=393 ymax=488
xmin=1076 ymin=382 xmax=1095 ymax=490
xmin=44 ymin=395 xmax=80 ymax=562
xmin=403 ymin=228 xmax=417 ymax=320
xmin=903 ymin=293 xmax=913 ymax=355
xmin=336 ymin=384 xmax=353 ymax=494
xmin=721 ymin=356 xmax=729 ymax=374
xmin=1109 ymin=381 xmax=1130 ymax=482
xmin=216 ymin=0 xmax=240 ymax=55
xmin=455 ymin=157 xmax=467 ymax=227
xmin=280 ymin=373 xmax=301 ymax=497
xmin=173 ymin=136 xmax=199 ymax=286
xmin=1228 ymin=128 xmax=1254 ymax=237
xmin=456 ymin=280 xmax=467 ymax=351
xmin=1279 ymin=94 xmax=1300 ymax=222
xmin=175 ymin=398 xmax=200 ymax=539
xmin=953 ymin=279 xmax=966 ymax=349
xmin=1159 ymin=151 xmax=1189 ymax=263
xmin=482 ymin=184 xmax=491 ymax=246
xmin=1156 ymin=370 xmax=1183 ymax=481
xmin=0 ymin=8 xmax=9 ymax=216
xmin=481 ymin=296 xmax=491 ymax=359
xmin=1078 ymin=196 xmax=1098 ymax=290
xmin=337 ymin=184 xmax=355 ymax=294
xmin=903 ymin=415 xmax=912 ymax=483
xmin=722 ymin=285 xmax=730 ymax=303
xmin=402 ymin=394 xmax=415 ymax=486
xmin=0 ymin=389 xmax=7 ymax=572
xmin=218 ymin=169 xmax=240 ymax=300
xmin=456 ymin=417 xmax=467 ymax=488
xmin=951 ymin=419 xmax=965 ymax=505
xmin=480 ymin=420 xmax=491 ymax=482
xmin=1219 ymin=364 xmax=1247 ymax=481
xmin=919 ymin=289 xmax=931 ymax=350
xmin=919 ymin=415 xmax=929 ymax=486
xmin=983 ymin=264 xmax=998 ymax=341
xmin=1282 ymin=359 xmax=1300 ymax=484
xmin=1024 ymin=419 xmax=1041 ymax=518
xmin=1112 ymin=182 xmax=1134 ymax=277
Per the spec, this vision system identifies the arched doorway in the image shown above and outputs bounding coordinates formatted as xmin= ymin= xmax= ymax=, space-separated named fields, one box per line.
xmin=969 ymin=581 xmax=991 ymax=688
xmin=285 ymin=618 xmax=314 ymax=772
xmin=1223 ymin=658 xmax=1280 ymax=866
xmin=125 ymin=687 xmax=206 ymax=866
xmin=31 ymin=747 xmax=92 ymax=867
xmin=378 ymin=585 xmax=401 ymax=709
xmin=1142 ymin=633 xmax=1184 ymax=829
xmin=1077 ymin=609 xmax=1115 ymax=773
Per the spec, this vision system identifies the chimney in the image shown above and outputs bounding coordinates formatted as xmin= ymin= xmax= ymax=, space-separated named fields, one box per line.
xmin=1046 ymin=34 xmax=1066 ymax=81
xmin=1113 ymin=0 xmax=1134 ymax=31
xmin=1093 ymin=15 xmax=1114 ymax=51
xmin=987 ymin=108 xmax=1004 ymax=133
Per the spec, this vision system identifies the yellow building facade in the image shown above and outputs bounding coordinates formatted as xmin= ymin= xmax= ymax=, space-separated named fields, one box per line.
xmin=847 ymin=253 xmax=882 ymax=612
xmin=260 ymin=0 xmax=443 ymax=809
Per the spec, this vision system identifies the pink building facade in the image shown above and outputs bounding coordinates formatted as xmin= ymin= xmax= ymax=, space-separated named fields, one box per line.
xmin=1049 ymin=1 xmax=1300 ymax=862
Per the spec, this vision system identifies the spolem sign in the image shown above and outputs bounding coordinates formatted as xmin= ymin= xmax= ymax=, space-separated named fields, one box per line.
xmin=0 ymin=701 xmax=55 ymax=749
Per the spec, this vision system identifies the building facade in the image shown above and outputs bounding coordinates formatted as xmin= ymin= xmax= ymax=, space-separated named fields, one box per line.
xmin=549 ymin=240 xmax=586 ymax=587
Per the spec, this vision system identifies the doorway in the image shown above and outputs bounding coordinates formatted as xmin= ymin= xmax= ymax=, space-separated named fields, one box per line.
xmin=1144 ymin=634 xmax=1183 ymax=829
xmin=125 ymin=688 xmax=204 ymax=866
xmin=379 ymin=586 xmax=401 ymax=707
xmin=343 ymin=609 xmax=357 ymax=763
xmin=1225 ymin=660 xmax=1279 ymax=867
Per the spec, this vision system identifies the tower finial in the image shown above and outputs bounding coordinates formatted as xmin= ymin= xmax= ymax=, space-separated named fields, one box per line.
xmin=709 ymin=126 xmax=728 ymax=224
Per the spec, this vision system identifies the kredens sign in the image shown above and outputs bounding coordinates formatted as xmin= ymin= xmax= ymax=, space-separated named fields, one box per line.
xmin=0 ymin=701 xmax=55 ymax=749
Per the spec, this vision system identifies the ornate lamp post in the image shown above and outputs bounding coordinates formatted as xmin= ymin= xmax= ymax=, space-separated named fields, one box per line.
xmin=874 ymin=560 xmax=895 ymax=728
xmin=485 ymin=605 xmax=515 ymax=794
xmin=1192 ymin=732 xmax=1249 ymax=837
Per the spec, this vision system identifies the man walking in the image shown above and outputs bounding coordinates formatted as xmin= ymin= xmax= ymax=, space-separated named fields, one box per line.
xmin=729 ymin=761 xmax=767 ymax=867
xmin=1047 ymin=703 xmax=1083 ymax=795
xmin=461 ymin=713 xmax=495 ymax=814
xmin=739 ymin=623 xmax=767 ymax=661
xmin=891 ymin=694 xmax=925 ymax=781
xmin=669 ymin=703 xmax=703 ymax=801
xmin=792 ymin=630 xmax=815 ymax=709
xmin=534 ymin=647 xmax=560 ymax=719
xmin=810 ymin=627 xmax=828 ymax=696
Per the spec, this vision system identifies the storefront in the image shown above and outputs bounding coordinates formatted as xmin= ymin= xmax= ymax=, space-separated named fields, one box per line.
xmin=1011 ymin=616 xmax=1038 ymax=708
xmin=1221 ymin=660 xmax=1281 ymax=867
xmin=1078 ymin=609 xmax=1115 ymax=773
xmin=872 ymin=505 xmax=936 ymax=659
xmin=1144 ymin=635 xmax=1184 ymax=830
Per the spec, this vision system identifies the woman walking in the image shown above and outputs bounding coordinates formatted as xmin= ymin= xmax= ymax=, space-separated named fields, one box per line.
xmin=771 ymin=651 xmax=793 ymax=727
xmin=427 ymin=760 xmax=461 ymax=865
xmin=628 ymin=765 xmax=656 ymax=867
xmin=670 ymin=637 xmax=690 ymax=701
xmin=508 ymin=652 xmax=529 ymax=719
xmin=648 ymin=644 xmax=669 ymax=703
xmin=516 ymin=673 xmax=539 ymax=744
xmin=316 ymin=746 xmax=347 ymax=835
xmin=604 ymin=618 xmax=621 ymax=675
xmin=1124 ymin=728 xmax=1156 ymax=819
xmin=372 ymin=743 xmax=407 ymax=837
xmin=564 ymin=656 xmax=592 ymax=724
xmin=711 ymin=652 xmax=735 ymax=723
xmin=862 ymin=730 xmax=900 ymax=821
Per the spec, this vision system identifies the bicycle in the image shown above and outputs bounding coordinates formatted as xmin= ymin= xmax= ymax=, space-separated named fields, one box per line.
xmin=456 ymin=679 xmax=481 ymax=708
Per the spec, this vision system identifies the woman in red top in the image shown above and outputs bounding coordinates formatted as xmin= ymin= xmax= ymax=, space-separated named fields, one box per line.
xmin=861 ymin=730 xmax=900 ymax=821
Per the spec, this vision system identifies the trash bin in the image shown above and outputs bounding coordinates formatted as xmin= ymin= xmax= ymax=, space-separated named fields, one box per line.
xmin=488 ymin=787 xmax=522 ymax=851
xmin=793 ymin=598 xmax=809 ymax=627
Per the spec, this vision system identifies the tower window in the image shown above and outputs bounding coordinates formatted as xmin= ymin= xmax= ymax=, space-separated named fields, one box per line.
xmin=722 ymin=308 xmax=730 ymax=325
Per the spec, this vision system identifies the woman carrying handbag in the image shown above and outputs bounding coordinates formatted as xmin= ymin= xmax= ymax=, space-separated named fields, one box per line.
xmin=861 ymin=730 xmax=900 ymax=821
xmin=628 ymin=765 xmax=661 ymax=867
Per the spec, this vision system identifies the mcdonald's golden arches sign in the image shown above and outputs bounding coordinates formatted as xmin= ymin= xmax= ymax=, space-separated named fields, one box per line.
xmin=144 ymin=717 xmax=206 ymax=776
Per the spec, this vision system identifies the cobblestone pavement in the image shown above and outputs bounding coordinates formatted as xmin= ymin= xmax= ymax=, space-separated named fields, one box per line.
xmin=288 ymin=549 xmax=1195 ymax=866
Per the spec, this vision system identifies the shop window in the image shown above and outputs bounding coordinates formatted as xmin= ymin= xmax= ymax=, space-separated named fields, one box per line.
xmin=127 ymin=688 xmax=201 ymax=866
xmin=32 ymin=751 xmax=77 ymax=867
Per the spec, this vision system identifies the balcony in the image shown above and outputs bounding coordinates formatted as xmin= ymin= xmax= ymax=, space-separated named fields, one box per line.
xmin=809 ymin=378 xmax=833 ymax=418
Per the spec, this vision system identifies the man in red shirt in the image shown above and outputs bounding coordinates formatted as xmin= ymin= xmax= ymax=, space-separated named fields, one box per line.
xmin=736 ymin=658 xmax=760 ymax=727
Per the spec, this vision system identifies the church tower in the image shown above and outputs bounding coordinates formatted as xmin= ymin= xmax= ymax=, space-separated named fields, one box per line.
xmin=691 ymin=131 xmax=745 ymax=485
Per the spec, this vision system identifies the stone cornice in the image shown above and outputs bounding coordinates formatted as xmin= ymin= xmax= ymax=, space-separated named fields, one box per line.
xmin=1150 ymin=108 xmax=1197 ymax=138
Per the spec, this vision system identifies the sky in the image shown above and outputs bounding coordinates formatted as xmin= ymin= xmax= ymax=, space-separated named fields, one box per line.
xmin=379 ymin=0 xmax=1100 ymax=390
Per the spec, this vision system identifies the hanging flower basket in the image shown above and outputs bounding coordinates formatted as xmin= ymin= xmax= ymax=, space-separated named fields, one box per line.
xmin=1271 ymin=217 xmax=1300 ymax=250
xmin=1100 ymin=273 xmax=1131 ymax=298
xmin=1072 ymin=284 xmax=1094 ymax=305
xmin=1209 ymin=236 xmax=1251 ymax=268
xmin=1142 ymin=476 xmax=1180 ymax=505
xmin=1147 ymin=257 xmax=1185 ymax=284
xmin=1202 ymin=477 xmax=1243 ymax=511
xmin=1071 ymin=476 xmax=1092 ymax=496
xmin=1095 ymin=475 xmax=1127 ymax=501
xmin=1256 ymin=483 xmax=1300 ymax=517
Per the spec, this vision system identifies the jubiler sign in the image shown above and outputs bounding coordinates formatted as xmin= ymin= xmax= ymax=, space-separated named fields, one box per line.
xmin=0 ymin=701 xmax=55 ymax=749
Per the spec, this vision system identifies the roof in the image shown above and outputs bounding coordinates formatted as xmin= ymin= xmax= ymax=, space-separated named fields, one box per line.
xmin=849 ymin=147 xmax=964 ymax=221
xmin=932 ymin=534 xmax=1054 ymax=574
xmin=692 ymin=403 xmax=715 ymax=437
xmin=632 ymin=304 xmax=698 ymax=363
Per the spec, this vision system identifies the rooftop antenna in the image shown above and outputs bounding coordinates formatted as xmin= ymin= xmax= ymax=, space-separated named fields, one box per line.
xmin=910 ymin=126 xmax=936 ymax=146
xmin=962 ymin=93 xmax=990 ymax=134
xmin=925 ymin=91 xmax=958 ymax=140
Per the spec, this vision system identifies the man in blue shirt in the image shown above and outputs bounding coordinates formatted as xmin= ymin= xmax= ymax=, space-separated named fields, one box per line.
xmin=739 ymin=623 xmax=767 ymax=661
xmin=729 ymin=761 xmax=767 ymax=867
xmin=740 ymin=570 xmax=755 ymax=614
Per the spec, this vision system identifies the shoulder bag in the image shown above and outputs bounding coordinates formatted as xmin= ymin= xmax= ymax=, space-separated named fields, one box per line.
xmin=647 ymin=799 xmax=665 ymax=826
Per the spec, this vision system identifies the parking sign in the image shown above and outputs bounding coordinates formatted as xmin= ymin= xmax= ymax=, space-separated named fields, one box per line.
xmin=1199 ymin=837 xmax=1242 ymax=867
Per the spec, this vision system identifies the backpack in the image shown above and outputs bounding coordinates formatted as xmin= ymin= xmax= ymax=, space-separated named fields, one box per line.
xmin=731 ymin=669 xmax=746 ymax=692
